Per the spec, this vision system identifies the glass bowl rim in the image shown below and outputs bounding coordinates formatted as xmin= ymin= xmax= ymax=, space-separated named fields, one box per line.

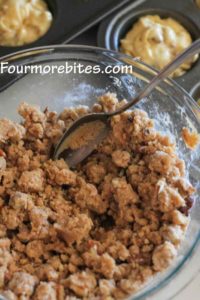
xmin=0 ymin=44 xmax=199 ymax=300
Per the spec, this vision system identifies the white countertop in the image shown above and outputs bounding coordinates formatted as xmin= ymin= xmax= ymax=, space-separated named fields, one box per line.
xmin=175 ymin=271 xmax=200 ymax=300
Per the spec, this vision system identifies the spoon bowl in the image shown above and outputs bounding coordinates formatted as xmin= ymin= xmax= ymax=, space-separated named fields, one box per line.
xmin=53 ymin=112 xmax=110 ymax=168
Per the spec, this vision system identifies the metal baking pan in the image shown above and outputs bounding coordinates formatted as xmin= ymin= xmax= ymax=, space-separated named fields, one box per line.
xmin=0 ymin=0 xmax=134 ymax=57
xmin=98 ymin=0 xmax=200 ymax=94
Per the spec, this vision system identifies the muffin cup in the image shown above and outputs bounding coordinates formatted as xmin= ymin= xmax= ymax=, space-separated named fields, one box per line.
xmin=98 ymin=0 xmax=200 ymax=93
xmin=0 ymin=0 xmax=131 ymax=57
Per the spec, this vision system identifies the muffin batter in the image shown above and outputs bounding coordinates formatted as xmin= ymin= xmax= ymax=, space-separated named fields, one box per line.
xmin=121 ymin=15 xmax=197 ymax=77
xmin=0 ymin=0 xmax=53 ymax=46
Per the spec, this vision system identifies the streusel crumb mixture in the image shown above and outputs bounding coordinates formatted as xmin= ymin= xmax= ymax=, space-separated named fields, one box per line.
xmin=182 ymin=127 xmax=200 ymax=149
xmin=0 ymin=94 xmax=195 ymax=300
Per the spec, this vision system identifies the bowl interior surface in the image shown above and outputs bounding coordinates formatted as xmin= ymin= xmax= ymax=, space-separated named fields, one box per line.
xmin=0 ymin=45 xmax=200 ymax=300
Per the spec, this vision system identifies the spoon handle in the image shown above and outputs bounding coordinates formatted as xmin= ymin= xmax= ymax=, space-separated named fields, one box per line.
xmin=112 ymin=38 xmax=200 ymax=115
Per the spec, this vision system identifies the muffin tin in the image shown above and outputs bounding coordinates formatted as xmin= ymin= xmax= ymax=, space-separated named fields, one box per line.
xmin=0 ymin=0 xmax=132 ymax=57
xmin=98 ymin=0 xmax=200 ymax=93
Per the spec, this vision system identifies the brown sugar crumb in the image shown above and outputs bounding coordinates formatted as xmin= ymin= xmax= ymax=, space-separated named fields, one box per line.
xmin=86 ymin=161 xmax=106 ymax=184
xmin=72 ymin=178 xmax=108 ymax=214
xmin=156 ymin=179 xmax=185 ymax=212
xmin=152 ymin=241 xmax=177 ymax=271
xmin=33 ymin=282 xmax=57 ymax=300
xmin=45 ymin=160 xmax=76 ymax=186
xmin=99 ymin=279 xmax=116 ymax=297
xmin=112 ymin=150 xmax=131 ymax=168
xmin=99 ymin=93 xmax=118 ymax=112
xmin=0 ymin=119 xmax=25 ymax=142
xmin=26 ymin=240 xmax=44 ymax=259
xmin=0 ymin=93 xmax=195 ymax=299
xmin=0 ymin=157 xmax=6 ymax=170
xmin=9 ymin=192 xmax=34 ymax=211
xmin=112 ymin=177 xmax=138 ymax=203
xmin=83 ymin=249 xmax=116 ymax=279
xmin=66 ymin=271 xmax=96 ymax=297
xmin=18 ymin=169 xmax=44 ymax=193
xmin=54 ymin=214 xmax=93 ymax=245
xmin=182 ymin=127 xmax=200 ymax=149
xmin=8 ymin=272 xmax=38 ymax=297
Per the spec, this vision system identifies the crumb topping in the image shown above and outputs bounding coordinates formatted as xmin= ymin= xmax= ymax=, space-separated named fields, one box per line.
xmin=0 ymin=94 xmax=195 ymax=299
xmin=182 ymin=127 xmax=200 ymax=149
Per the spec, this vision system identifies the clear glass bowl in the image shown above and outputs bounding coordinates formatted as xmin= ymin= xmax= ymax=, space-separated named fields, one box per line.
xmin=0 ymin=45 xmax=199 ymax=300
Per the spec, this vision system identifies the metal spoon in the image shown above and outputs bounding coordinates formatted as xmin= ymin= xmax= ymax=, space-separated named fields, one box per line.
xmin=53 ymin=39 xmax=200 ymax=168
